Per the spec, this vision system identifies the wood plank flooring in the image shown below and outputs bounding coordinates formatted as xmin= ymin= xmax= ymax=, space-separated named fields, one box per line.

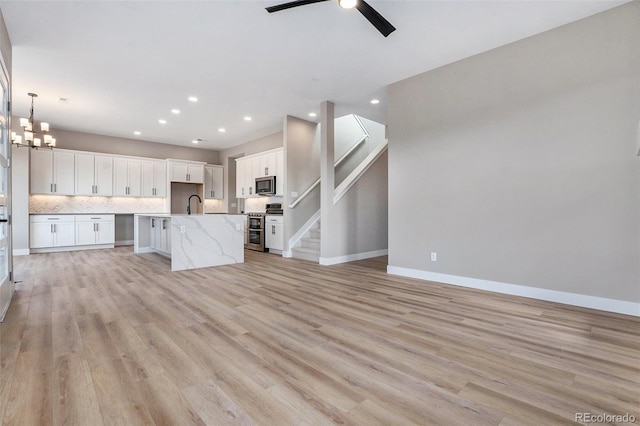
xmin=1 ymin=247 xmax=638 ymax=425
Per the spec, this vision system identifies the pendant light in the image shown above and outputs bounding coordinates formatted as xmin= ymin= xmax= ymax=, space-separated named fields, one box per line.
xmin=11 ymin=93 xmax=56 ymax=148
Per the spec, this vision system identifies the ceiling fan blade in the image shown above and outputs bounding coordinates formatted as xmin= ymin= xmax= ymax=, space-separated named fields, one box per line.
xmin=355 ymin=0 xmax=396 ymax=37
xmin=266 ymin=0 xmax=331 ymax=13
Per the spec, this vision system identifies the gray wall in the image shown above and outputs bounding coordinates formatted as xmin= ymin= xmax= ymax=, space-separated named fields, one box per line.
xmin=328 ymin=150 xmax=388 ymax=257
xmin=47 ymin=127 xmax=220 ymax=163
xmin=388 ymin=3 xmax=640 ymax=303
xmin=0 ymin=8 xmax=11 ymax=75
xmin=283 ymin=116 xmax=320 ymax=250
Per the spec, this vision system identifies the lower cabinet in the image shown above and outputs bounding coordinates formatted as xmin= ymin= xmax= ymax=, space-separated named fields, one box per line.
xmin=150 ymin=217 xmax=171 ymax=254
xmin=265 ymin=215 xmax=284 ymax=252
xmin=30 ymin=216 xmax=76 ymax=249
xmin=76 ymin=215 xmax=115 ymax=246
xmin=30 ymin=214 xmax=115 ymax=252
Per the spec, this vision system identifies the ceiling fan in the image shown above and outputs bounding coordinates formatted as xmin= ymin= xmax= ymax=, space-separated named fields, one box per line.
xmin=266 ymin=0 xmax=396 ymax=38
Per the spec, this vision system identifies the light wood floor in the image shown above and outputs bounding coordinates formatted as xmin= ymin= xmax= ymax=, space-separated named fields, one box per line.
xmin=0 ymin=247 xmax=638 ymax=425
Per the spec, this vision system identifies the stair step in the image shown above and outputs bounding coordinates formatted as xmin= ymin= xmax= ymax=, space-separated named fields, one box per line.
xmin=309 ymin=229 xmax=321 ymax=239
xmin=301 ymin=238 xmax=320 ymax=250
xmin=291 ymin=246 xmax=320 ymax=262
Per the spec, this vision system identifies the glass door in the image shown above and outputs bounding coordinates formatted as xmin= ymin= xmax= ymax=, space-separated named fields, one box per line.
xmin=0 ymin=58 xmax=12 ymax=322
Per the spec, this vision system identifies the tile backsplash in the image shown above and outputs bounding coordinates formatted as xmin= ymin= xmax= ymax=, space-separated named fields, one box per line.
xmin=29 ymin=195 xmax=227 ymax=215
xmin=29 ymin=195 xmax=166 ymax=214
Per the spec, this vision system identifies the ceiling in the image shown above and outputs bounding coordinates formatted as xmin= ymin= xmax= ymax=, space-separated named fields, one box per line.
xmin=0 ymin=0 xmax=626 ymax=151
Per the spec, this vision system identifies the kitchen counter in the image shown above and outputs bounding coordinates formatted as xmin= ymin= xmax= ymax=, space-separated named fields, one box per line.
xmin=134 ymin=213 xmax=245 ymax=271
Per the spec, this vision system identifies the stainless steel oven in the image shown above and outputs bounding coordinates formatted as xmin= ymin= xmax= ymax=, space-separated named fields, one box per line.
xmin=246 ymin=213 xmax=266 ymax=252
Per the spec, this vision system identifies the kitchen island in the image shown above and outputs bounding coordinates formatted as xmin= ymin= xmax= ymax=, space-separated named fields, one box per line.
xmin=134 ymin=213 xmax=245 ymax=271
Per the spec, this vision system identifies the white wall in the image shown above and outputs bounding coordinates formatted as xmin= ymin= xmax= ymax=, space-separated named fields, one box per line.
xmin=388 ymin=3 xmax=640 ymax=310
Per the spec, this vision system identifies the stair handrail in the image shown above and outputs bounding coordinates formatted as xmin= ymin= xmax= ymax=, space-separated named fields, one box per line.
xmin=288 ymin=134 xmax=367 ymax=209
xmin=334 ymin=139 xmax=388 ymax=205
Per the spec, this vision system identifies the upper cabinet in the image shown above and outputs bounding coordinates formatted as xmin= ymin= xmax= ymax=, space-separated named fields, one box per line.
xmin=168 ymin=160 xmax=204 ymax=184
xmin=30 ymin=150 xmax=75 ymax=195
xmin=141 ymin=160 xmax=167 ymax=198
xmin=75 ymin=153 xmax=113 ymax=196
xmin=113 ymin=158 xmax=142 ymax=197
xmin=204 ymin=165 xmax=224 ymax=199
xmin=235 ymin=148 xmax=284 ymax=198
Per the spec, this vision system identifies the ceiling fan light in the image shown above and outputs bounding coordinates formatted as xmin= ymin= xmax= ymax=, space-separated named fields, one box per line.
xmin=339 ymin=0 xmax=357 ymax=9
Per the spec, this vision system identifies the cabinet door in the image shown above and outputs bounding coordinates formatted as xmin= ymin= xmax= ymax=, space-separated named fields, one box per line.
xmin=141 ymin=160 xmax=155 ymax=197
xmin=154 ymin=162 xmax=167 ymax=197
xmin=236 ymin=159 xmax=246 ymax=198
xmin=127 ymin=160 xmax=142 ymax=197
xmin=150 ymin=218 xmax=158 ymax=249
xmin=212 ymin=166 xmax=224 ymax=199
xmin=204 ymin=166 xmax=214 ymax=199
xmin=75 ymin=222 xmax=96 ymax=246
xmin=94 ymin=155 xmax=113 ymax=196
xmin=30 ymin=149 xmax=53 ymax=194
xmin=30 ymin=222 xmax=53 ymax=248
xmin=96 ymin=221 xmax=115 ymax=245
xmin=170 ymin=162 xmax=188 ymax=182
xmin=160 ymin=219 xmax=170 ymax=253
xmin=53 ymin=151 xmax=75 ymax=195
xmin=75 ymin=153 xmax=95 ymax=195
xmin=53 ymin=222 xmax=75 ymax=247
xmin=188 ymin=164 xmax=204 ymax=184
xmin=260 ymin=152 xmax=276 ymax=177
xmin=113 ymin=158 xmax=129 ymax=196
xmin=247 ymin=157 xmax=258 ymax=197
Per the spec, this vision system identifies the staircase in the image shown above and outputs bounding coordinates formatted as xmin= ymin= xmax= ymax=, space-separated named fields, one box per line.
xmin=291 ymin=220 xmax=320 ymax=262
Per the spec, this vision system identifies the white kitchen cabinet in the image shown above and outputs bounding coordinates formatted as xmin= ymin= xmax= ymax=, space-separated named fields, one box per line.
xmin=30 ymin=149 xmax=75 ymax=195
xmin=75 ymin=215 xmax=114 ymax=246
xmin=30 ymin=215 xmax=76 ymax=248
xmin=235 ymin=148 xmax=283 ymax=199
xmin=75 ymin=153 xmax=113 ymax=196
xmin=141 ymin=160 xmax=167 ymax=197
xmin=150 ymin=216 xmax=171 ymax=254
xmin=113 ymin=158 xmax=142 ymax=196
xmin=169 ymin=160 xmax=204 ymax=183
xmin=265 ymin=215 xmax=284 ymax=252
xmin=204 ymin=165 xmax=224 ymax=199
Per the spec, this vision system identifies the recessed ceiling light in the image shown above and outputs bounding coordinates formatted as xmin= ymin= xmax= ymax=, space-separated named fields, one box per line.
xmin=218 ymin=128 xmax=226 ymax=133
xmin=244 ymin=116 xmax=252 ymax=121
xmin=192 ymin=139 xmax=199 ymax=144
xmin=171 ymin=109 xmax=180 ymax=114
xmin=133 ymin=131 xmax=141 ymax=136
xmin=188 ymin=96 xmax=198 ymax=102
xmin=309 ymin=112 xmax=317 ymax=117
xmin=370 ymin=99 xmax=380 ymax=104
xmin=158 ymin=119 xmax=167 ymax=124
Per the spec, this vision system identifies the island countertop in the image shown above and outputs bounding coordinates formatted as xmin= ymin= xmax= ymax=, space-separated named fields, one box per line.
xmin=134 ymin=213 xmax=245 ymax=271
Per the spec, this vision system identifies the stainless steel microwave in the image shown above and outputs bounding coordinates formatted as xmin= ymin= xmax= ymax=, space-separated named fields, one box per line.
xmin=255 ymin=176 xmax=276 ymax=196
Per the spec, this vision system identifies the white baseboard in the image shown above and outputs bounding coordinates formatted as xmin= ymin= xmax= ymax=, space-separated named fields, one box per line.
xmin=282 ymin=250 xmax=293 ymax=258
xmin=30 ymin=244 xmax=115 ymax=254
xmin=115 ymin=240 xmax=134 ymax=246
xmin=12 ymin=249 xmax=30 ymax=256
xmin=387 ymin=265 xmax=640 ymax=317
xmin=320 ymin=249 xmax=388 ymax=266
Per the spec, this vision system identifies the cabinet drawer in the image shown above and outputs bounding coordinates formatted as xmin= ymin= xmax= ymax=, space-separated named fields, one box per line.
xmin=265 ymin=215 xmax=283 ymax=224
xmin=74 ymin=214 xmax=114 ymax=222
xmin=30 ymin=215 xmax=75 ymax=223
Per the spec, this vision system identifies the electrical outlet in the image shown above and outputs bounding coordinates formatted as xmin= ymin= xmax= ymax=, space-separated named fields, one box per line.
xmin=430 ymin=252 xmax=437 ymax=262
xmin=180 ymin=225 xmax=186 ymax=234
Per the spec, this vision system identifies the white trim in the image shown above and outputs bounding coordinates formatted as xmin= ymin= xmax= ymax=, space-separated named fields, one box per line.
xmin=282 ymin=250 xmax=293 ymax=258
xmin=387 ymin=266 xmax=640 ymax=317
xmin=334 ymin=141 xmax=387 ymax=205
xmin=287 ymin=209 xmax=320 ymax=251
xmin=30 ymin=244 xmax=115 ymax=254
xmin=320 ymin=249 xmax=388 ymax=266
xmin=136 ymin=247 xmax=155 ymax=254
xmin=115 ymin=240 xmax=134 ymax=246
xmin=12 ymin=248 xmax=30 ymax=256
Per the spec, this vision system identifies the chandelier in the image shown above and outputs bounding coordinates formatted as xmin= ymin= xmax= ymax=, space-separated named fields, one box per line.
xmin=11 ymin=93 xmax=56 ymax=148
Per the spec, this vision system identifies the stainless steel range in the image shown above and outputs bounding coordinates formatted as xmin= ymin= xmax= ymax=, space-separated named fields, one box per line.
xmin=246 ymin=212 xmax=266 ymax=252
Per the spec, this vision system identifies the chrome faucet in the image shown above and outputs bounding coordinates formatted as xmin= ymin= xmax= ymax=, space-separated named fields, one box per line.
xmin=187 ymin=194 xmax=202 ymax=215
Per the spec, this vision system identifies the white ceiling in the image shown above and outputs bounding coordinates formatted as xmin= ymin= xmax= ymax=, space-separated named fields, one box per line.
xmin=0 ymin=0 xmax=626 ymax=150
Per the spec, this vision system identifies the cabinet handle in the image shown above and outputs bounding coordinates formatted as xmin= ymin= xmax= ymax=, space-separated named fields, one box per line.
xmin=162 ymin=219 xmax=167 ymax=230
xmin=265 ymin=167 xmax=268 ymax=176
xmin=151 ymin=218 xmax=155 ymax=228
xmin=242 ymin=188 xmax=244 ymax=195
xmin=54 ymin=183 xmax=57 ymax=192
xmin=249 ymin=188 xmax=252 ymax=195
xmin=272 ymin=225 xmax=275 ymax=234
xmin=50 ymin=224 xmax=53 ymax=233
xmin=53 ymin=224 xmax=56 ymax=233
xmin=50 ymin=183 xmax=53 ymax=193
